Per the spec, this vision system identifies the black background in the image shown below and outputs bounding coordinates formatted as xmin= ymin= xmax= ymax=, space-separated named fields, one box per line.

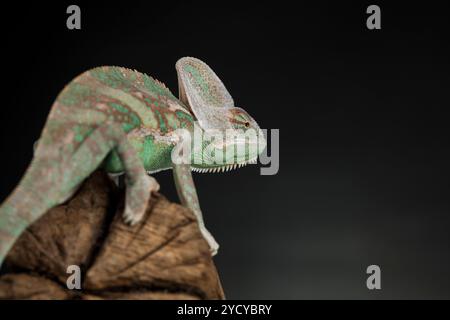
xmin=1 ymin=1 xmax=449 ymax=299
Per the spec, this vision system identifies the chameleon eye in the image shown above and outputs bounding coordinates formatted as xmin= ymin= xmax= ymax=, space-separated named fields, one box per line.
xmin=244 ymin=122 xmax=250 ymax=128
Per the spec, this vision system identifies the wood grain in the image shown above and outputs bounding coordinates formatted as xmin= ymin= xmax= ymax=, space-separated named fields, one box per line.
xmin=0 ymin=171 xmax=224 ymax=300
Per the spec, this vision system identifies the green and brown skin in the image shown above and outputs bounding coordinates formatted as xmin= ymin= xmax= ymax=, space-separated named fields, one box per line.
xmin=0 ymin=57 xmax=265 ymax=266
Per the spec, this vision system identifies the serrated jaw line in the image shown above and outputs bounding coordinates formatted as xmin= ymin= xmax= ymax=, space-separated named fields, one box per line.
xmin=191 ymin=158 xmax=258 ymax=173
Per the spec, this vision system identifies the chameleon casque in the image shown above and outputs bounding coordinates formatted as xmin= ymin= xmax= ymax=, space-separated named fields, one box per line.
xmin=0 ymin=57 xmax=266 ymax=266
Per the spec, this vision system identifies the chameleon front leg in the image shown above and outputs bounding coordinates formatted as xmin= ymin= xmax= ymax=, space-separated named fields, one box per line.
xmin=172 ymin=163 xmax=219 ymax=255
xmin=65 ymin=122 xmax=159 ymax=225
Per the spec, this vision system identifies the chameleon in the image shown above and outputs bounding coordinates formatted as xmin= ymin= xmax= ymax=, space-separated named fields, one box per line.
xmin=0 ymin=57 xmax=266 ymax=267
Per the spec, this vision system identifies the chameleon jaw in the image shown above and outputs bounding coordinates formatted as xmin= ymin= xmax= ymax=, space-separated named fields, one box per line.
xmin=191 ymin=158 xmax=258 ymax=173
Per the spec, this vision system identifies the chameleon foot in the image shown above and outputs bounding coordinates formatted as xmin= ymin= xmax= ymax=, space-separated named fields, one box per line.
xmin=123 ymin=175 xmax=160 ymax=225
xmin=108 ymin=173 xmax=122 ymax=188
xmin=200 ymin=226 xmax=220 ymax=256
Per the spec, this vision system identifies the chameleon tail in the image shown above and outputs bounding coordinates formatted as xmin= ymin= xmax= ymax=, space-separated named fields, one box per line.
xmin=0 ymin=165 xmax=56 ymax=267
xmin=0 ymin=188 xmax=48 ymax=267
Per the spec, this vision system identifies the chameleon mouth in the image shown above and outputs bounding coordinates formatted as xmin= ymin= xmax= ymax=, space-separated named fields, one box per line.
xmin=191 ymin=158 xmax=258 ymax=173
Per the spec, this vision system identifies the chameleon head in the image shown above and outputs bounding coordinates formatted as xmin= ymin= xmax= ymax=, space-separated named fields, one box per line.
xmin=176 ymin=57 xmax=266 ymax=172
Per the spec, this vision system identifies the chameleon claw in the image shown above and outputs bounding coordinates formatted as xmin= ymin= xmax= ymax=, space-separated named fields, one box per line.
xmin=147 ymin=175 xmax=160 ymax=194
xmin=210 ymin=244 xmax=219 ymax=256
xmin=200 ymin=226 xmax=220 ymax=256
xmin=123 ymin=208 xmax=139 ymax=226
xmin=122 ymin=175 xmax=160 ymax=226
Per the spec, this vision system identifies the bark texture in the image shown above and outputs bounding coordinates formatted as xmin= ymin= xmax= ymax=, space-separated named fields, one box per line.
xmin=0 ymin=171 xmax=225 ymax=300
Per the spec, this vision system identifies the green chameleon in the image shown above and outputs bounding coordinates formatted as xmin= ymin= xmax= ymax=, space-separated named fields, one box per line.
xmin=0 ymin=57 xmax=266 ymax=266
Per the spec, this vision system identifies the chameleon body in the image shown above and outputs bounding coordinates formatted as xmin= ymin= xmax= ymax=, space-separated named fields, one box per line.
xmin=0 ymin=57 xmax=265 ymax=266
